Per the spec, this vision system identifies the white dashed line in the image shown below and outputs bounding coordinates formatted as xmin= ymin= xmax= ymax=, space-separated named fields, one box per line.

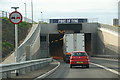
xmin=91 ymin=62 xmax=120 ymax=75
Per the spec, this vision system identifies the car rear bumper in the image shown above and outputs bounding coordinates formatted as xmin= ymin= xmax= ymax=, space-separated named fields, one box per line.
xmin=70 ymin=64 xmax=89 ymax=66
xmin=70 ymin=61 xmax=89 ymax=64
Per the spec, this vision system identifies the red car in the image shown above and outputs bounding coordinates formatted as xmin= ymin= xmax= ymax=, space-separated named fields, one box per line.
xmin=70 ymin=51 xmax=89 ymax=68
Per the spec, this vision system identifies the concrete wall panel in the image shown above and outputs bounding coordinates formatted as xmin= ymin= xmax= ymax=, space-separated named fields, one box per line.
xmin=40 ymin=24 xmax=58 ymax=34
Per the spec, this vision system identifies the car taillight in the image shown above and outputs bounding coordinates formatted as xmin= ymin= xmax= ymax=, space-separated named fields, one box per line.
xmin=87 ymin=57 xmax=89 ymax=59
xmin=70 ymin=58 xmax=74 ymax=60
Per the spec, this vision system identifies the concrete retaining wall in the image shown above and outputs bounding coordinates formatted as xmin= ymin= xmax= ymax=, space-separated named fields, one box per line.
xmin=95 ymin=25 xmax=119 ymax=59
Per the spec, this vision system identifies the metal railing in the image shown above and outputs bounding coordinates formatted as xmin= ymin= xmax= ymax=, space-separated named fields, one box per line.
xmin=0 ymin=58 xmax=52 ymax=78
xmin=0 ymin=10 xmax=10 ymax=18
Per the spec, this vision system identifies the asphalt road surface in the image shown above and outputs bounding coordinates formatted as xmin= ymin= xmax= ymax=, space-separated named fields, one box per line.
xmin=45 ymin=57 xmax=119 ymax=79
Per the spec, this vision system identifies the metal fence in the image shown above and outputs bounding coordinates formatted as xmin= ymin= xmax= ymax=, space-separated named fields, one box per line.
xmin=0 ymin=58 xmax=52 ymax=78
xmin=0 ymin=10 xmax=10 ymax=18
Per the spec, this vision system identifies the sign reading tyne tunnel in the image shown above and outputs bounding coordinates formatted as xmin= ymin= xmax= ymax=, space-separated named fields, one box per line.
xmin=49 ymin=18 xmax=88 ymax=23
xmin=9 ymin=11 xmax=22 ymax=24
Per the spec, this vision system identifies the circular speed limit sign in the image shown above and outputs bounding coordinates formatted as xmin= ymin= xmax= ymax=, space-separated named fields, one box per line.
xmin=9 ymin=11 xmax=22 ymax=24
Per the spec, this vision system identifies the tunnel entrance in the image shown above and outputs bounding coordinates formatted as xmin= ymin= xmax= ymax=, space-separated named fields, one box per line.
xmin=85 ymin=33 xmax=91 ymax=56
xmin=49 ymin=34 xmax=64 ymax=59
xmin=49 ymin=33 xmax=91 ymax=59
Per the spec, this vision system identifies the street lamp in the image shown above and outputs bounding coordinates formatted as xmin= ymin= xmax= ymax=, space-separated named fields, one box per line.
xmin=2 ymin=11 xmax=4 ymax=17
xmin=24 ymin=3 xmax=27 ymax=21
xmin=31 ymin=0 xmax=33 ymax=24
xmin=11 ymin=7 xmax=19 ymax=11
xmin=41 ymin=11 xmax=43 ymax=22
xmin=118 ymin=1 xmax=120 ymax=25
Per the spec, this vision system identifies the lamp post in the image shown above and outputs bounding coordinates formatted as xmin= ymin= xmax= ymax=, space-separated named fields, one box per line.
xmin=31 ymin=0 xmax=33 ymax=24
xmin=24 ymin=3 xmax=27 ymax=21
xmin=2 ymin=11 xmax=4 ymax=17
xmin=41 ymin=11 xmax=43 ymax=22
xmin=5 ymin=12 xmax=7 ymax=18
xmin=118 ymin=1 xmax=120 ymax=25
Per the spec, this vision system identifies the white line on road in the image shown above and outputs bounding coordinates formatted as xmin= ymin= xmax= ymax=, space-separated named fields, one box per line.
xmin=34 ymin=61 xmax=60 ymax=80
xmin=91 ymin=62 xmax=120 ymax=75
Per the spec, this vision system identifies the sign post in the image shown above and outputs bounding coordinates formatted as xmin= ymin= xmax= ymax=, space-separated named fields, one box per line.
xmin=15 ymin=24 xmax=18 ymax=62
xmin=9 ymin=7 xmax=22 ymax=63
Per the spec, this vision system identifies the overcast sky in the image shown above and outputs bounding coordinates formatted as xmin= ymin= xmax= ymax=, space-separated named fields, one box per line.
xmin=0 ymin=0 xmax=119 ymax=24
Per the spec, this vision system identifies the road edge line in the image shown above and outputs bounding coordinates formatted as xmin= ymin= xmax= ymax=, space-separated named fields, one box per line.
xmin=91 ymin=62 xmax=120 ymax=76
xmin=34 ymin=61 xmax=60 ymax=79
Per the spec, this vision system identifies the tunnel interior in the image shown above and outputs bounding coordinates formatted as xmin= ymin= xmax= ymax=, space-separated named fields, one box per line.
xmin=49 ymin=33 xmax=91 ymax=59
xmin=49 ymin=34 xmax=64 ymax=59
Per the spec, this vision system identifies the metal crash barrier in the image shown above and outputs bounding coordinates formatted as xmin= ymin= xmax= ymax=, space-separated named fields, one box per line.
xmin=0 ymin=58 xmax=52 ymax=78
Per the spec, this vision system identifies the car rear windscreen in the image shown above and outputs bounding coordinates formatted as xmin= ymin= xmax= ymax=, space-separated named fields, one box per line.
xmin=72 ymin=52 xmax=87 ymax=56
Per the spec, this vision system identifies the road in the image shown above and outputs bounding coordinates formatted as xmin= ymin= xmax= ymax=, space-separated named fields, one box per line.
xmin=44 ymin=57 xmax=119 ymax=79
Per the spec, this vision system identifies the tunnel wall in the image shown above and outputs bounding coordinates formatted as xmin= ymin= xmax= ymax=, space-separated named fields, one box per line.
xmin=82 ymin=23 xmax=98 ymax=33
xmin=40 ymin=23 xmax=98 ymax=34
xmin=40 ymin=34 xmax=49 ymax=58
xmin=40 ymin=24 xmax=58 ymax=34
xmin=91 ymin=33 xmax=97 ymax=56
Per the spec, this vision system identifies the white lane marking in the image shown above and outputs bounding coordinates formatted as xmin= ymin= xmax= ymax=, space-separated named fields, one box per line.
xmin=92 ymin=57 xmax=118 ymax=61
xmin=34 ymin=61 xmax=60 ymax=80
xmin=91 ymin=62 xmax=120 ymax=75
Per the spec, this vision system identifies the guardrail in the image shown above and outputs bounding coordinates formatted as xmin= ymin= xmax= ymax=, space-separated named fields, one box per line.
xmin=0 ymin=58 xmax=52 ymax=78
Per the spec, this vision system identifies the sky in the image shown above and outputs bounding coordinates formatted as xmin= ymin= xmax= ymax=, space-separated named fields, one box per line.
xmin=0 ymin=0 xmax=119 ymax=25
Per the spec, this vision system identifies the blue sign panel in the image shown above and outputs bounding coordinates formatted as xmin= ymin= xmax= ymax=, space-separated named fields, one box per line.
xmin=49 ymin=19 xmax=87 ymax=23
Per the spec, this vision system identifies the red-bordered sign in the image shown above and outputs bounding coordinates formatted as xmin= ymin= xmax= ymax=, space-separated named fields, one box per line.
xmin=9 ymin=11 xmax=22 ymax=24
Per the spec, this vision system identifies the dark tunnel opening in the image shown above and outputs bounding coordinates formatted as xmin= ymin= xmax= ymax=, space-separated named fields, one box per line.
xmin=85 ymin=33 xmax=91 ymax=56
xmin=49 ymin=34 xmax=64 ymax=59
xmin=49 ymin=33 xmax=91 ymax=59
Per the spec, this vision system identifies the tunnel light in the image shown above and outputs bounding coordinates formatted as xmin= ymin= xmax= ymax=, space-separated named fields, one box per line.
xmin=51 ymin=41 xmax=54 ymax=43
xmin=58 ymin=30 xmax=65 ymax=34
xmin=55 ymin=40 xmax=58 ymax=42
xmin=60 ymin=38 xmax=63 ymax=40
